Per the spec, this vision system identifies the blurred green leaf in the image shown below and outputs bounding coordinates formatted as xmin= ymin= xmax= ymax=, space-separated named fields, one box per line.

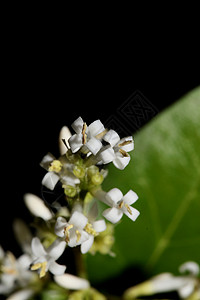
xmin=86 ymin=87 xmax=200 ymax=284
xmin=40 ymin=282 xmax=68 ymax=300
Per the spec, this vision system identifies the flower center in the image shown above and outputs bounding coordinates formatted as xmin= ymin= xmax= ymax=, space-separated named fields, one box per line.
xmin=31 ymin=261 xmax=47 ymax=278
xmin=49 ymin=160 xmax=63 ymax=172
xmin=64 ymin=224 xmax=74 ymax=243
xmin=84 ymin=223 xmax=98 ymax=236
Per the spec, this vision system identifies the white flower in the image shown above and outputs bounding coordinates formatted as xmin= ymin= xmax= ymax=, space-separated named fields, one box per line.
xmin=40 ymin=153 xmax=80 ymax=191
xmin=124 ymin=261 xmax=200 ymax=299
xmin=54 ymin=273 xmax=90 ymax=290
xmin=24 ymin=193 xmax=53 ymax=221
xmin=101 ymin=188 xmax=140 ymax=224
xmin=81 ymin=202 xmax=106 ymax=254
xmin=0 ymin=250 xmax=33 ymax=295
xmin=99 ymin=130 xmax=134 ymax=169
xmin=68 ymin=117 xmax=105 ymax=155
xmin=31 ymin=237 xmax=66 ymax=278
xmin=148 ymin=262 xmax=200 ymax=299
xmin=55 ymin=211 xmax=89 ymax=248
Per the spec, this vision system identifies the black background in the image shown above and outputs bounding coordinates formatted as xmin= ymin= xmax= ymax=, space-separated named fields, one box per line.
xmin=1 ymin=15 xmax=199 ymax=280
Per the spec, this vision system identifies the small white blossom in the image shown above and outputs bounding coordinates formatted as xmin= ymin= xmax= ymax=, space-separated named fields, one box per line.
xmin=101 ymin=188 xmax=140 ymax=224
xmin=0 ymin=250 xmax=33 ymax=295
xmin=68 ymin=116 xmax=105 ymax=155
xmin=124 ymin=261 xmax=200 ymax=299
xmin=54 ymin=273 xmax=90 ymax=290
xmin=81 ymin=202 xmax=106 ymax=254
xmin=99 ymin=130 xmax=134 ymax=169
xmin=55 ymin=211 xmax=89 ymax=248
xmin=31 ymin=237 xmax=66 ymax=278
xmin=40 ymin=153 xmax=80 ymax=191
xmin=150 ymin=262 xmax=200 ymax=299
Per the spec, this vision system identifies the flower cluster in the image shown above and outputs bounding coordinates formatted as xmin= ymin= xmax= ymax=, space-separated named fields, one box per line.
xmin=37 ymin=116 xmax=139 ymax=268
xmin=0 ymin=117 xmax=139 ymax=299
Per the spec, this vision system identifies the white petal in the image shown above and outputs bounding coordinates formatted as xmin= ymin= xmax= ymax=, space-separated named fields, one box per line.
xmin=40 ymin=152 xmax=55 ymax=170
xmin=93 ymin=219 xmax=106 ymax=233
xmin=123 ymin=206 xmax=140 ymax=221
xmin=99 ymin=146 xmax=115 ymax=164
xmin=123 ymin=190 xmax=139 ymax=205
xmin=68 ymin=232 xmax=77 ymax=247
xmin=59 ymin=126 xmax=72 ymax=155
xmin=88 ymin=120 xmax=105 ymax=137
xmin=118 ymin=136 xmax=134 ymax=152
xmin=17 ymin=254 xmax=32 ymax=269
xmin=86 ymin=137 xmax=102 ymax=155
xmin=71 ymin=116 xmax=84 ymax=134
xmin=24 ymin=193 xmax=53 ymax=221
xmin=113 ymin=153 xmax=130 ymax=170
xmin=31 ymin=237 xmax=46 ymax=258
xmin=54 ymin=273 xmax=90 ymax=290
xmin=103 ymin=129 xmax=120 ymax=147
xmin=106 ymin=188 xmax=123 ymax=205
xmin=68 ymin=133 xmax=83 ymax=153
xmin=103 ymin=207 xmax=123 ymax=224
xmin=81 ymin=236 xmax=94 ymax=254
xmin=178 ymin=280 xmax=195 ymax=298
xmin=152 ymin=274 xmax=187 ymax=293
xmin=69 ymin=211 xmax=88 ymax=230
xmin=79 ymin=231 xmax=90 ymax=245
xmin=48 ymin=239 xmax=66 ymax=260
xmin=49 ymin=261 xmax=66 ymax=276
xmin=42 ymin=171 xmax=60 ymax=190
xmin=6 ymin=289 xmax=34 ymax=300
xmin=55 ymin=217 xmax=67 ymax=237
xmin=179 ymin=261 xmax=200 ymax=276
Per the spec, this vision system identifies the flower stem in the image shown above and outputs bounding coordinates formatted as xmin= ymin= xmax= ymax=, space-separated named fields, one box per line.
xmin=73 ymin=247 xmax=88 ymax=279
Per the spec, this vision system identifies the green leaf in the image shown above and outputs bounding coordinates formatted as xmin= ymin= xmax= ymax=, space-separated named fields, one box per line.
xmin=86 ymin=87 xmax=200 ymax=284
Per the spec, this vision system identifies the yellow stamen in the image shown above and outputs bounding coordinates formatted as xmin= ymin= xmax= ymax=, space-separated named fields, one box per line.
xmin=1 ymin=252 xmax=17 ymax=275
xmin=84 ymin=223 xmax=98 ymax=236
xmin=118 ymin=200 xmax=124 ymax=209
xmin=95 ymin=128 xmax=108 ymax=139
xmin=1 ymin=266 xmax=17 ymax=275
xmin=125 ymin=204 xmax=132 ymax=215
xmin=40 ymin=261 xmax=47 ymax=278
xmin=31 ymin=261 xmax=47 ymax=278
xmin=31 ymin=262 xmax=42 ymax=271
xmin=64 ymin=224 xmax=74 ymax=243
xmin=82 ymin=123 xmax=87 ymax=144
xmin=49 ymin=160 xmax=62 ymax=172
xmin=118 ymin=140 xmax=132 ymax=147
xmin=76 ymin=230 xmax=81 ymax=243
xmin=119 ymin=149 xmax=129 ymax=157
